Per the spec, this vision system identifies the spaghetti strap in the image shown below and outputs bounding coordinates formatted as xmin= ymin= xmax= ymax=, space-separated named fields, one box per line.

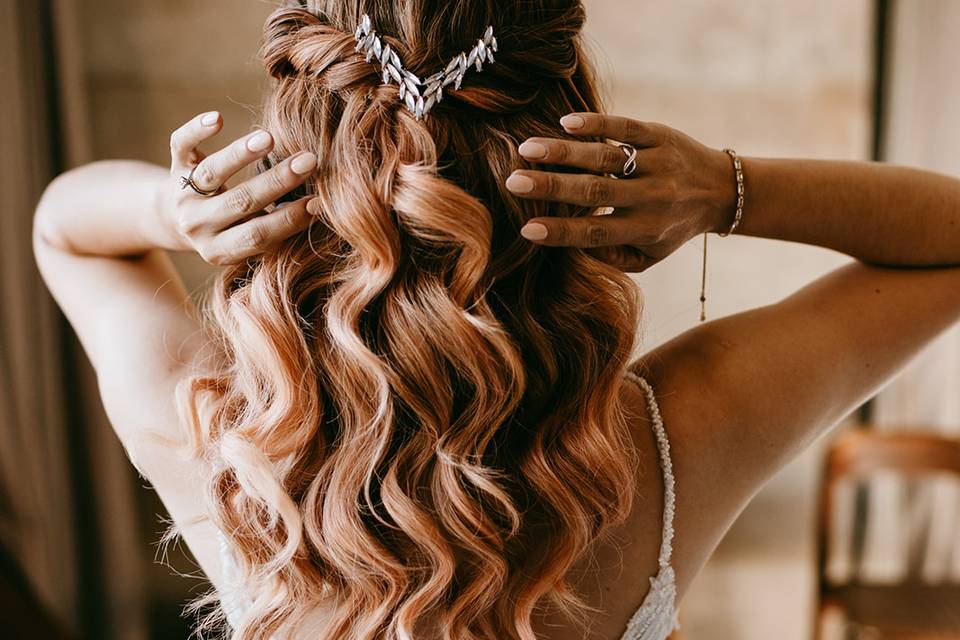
xmin=619 ymin=369 xmax=680 ymax=640
xmin=623 ymin=369 xmax=676 ymax=569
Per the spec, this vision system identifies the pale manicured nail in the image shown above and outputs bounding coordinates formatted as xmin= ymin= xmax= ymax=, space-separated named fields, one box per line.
xmin=506 ymin=174 xmax=535 ymax=193
xmin=201 ymin=111 xmax=220 ymax=126
xmin=560 ymin=114 xmax=585 ymax=130
xmin=521 ymin=223 xmax=548 ymax=241
xmin=518 ymin=140 xmax=548 ymax=159
xmin=290 ymin=152 xmax=317 ymax=174
xmin=247 ymin=131 xmax=272 ymax=152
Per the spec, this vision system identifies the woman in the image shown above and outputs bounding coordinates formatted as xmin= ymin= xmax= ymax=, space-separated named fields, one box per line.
xmin=31 ymin=0 xmax=960 ymax=639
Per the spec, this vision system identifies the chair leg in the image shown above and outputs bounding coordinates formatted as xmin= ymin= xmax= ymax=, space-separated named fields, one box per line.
xmin=812 ymin=595 xmax=823 ymax=640
xmin=813 ymin=600 xmax=833 ymax=640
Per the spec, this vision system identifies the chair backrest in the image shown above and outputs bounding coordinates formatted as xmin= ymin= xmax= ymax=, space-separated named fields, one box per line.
xmin=815 ymin=429 xmax=960 ymax=589
xmin=824 ymin=430 xmax=960 ymax=479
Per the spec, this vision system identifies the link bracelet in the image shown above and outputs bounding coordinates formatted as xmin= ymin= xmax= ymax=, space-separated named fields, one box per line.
xmin=700 ymin=148 xmax=746 ymax=322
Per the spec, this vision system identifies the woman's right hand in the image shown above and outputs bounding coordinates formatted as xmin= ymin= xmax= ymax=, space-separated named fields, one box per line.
xmin=160 ymin=111 xmax=319 ymax=266
xmin=506 ymin=112 xmax=738 ymax=272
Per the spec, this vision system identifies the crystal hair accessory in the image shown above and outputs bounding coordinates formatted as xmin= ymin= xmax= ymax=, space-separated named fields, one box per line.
xmin=353 ymin=13 xmax=498 ymax=120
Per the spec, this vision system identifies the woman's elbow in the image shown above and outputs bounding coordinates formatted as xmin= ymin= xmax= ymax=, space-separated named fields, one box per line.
xmin=32 ymin=169 xmax=81 ymax=253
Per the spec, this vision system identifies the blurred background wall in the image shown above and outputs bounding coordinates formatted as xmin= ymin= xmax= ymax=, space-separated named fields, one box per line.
xmin=852 ymin=0 xmax=960 ymax=598
xmin=591 ymin=3 xmax=871 ymax=638
xmin=2 ymin=1 xmax=958 ymax=639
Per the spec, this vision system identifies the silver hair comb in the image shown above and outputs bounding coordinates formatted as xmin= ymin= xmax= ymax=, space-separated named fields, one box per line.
xmin=354 ymin=13 xmax=498 ymax=120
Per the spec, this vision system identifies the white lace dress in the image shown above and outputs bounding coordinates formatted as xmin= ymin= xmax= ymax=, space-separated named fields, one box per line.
xmin=217 ymin=372 xmax=680 ymax=640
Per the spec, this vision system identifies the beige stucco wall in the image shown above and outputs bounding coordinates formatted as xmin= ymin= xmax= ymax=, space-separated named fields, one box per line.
xmin=586 ymin=1 xmax=870 ymax=350
xmin=584 ymin=4 xmax=872 ymax=638
xmin=78 ymin=1 xmax=274 ymax=294
xmin=863 ymin=0 xmax=960 ymax=588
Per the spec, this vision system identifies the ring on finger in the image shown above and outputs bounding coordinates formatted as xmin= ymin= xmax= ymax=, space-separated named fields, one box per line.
xmin=615 ymin=143 xmax=638 ymax=179
xmin=179 ymin=165 xmax=219 ymax=197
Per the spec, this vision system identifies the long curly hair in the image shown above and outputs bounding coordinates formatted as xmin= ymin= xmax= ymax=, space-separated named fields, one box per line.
xmin=172 ymin=1 xmax=642 ymax=639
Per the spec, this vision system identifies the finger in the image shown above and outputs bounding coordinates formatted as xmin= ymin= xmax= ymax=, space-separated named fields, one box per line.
xmin=205 ymin=196 xmax=315 ymax=265
xmin=518 ymin=137 xmax=654 ymax=175
xmin=190 ymin=130 xmax=275 ymax=194
xmin=210 ymin=151 xmax=318 ymax=229
xmin=519 ymin=212 xmax=641 ymax=248
xmin=170 ymin=111 xmax=223 ymax=169
xmin=506 ymin=169 xmax=637 ymax=207
xmin=583 ymin=245 xmax=655 ymax=273
xmin=559 ymin=112 xmax=669 ymax=148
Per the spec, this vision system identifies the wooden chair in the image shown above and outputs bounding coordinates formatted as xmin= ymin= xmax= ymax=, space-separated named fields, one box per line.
xmin=813 ymin=429 xmax=960 ymax=639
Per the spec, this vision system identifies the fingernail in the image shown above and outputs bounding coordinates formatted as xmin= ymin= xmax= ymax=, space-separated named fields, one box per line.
xmin=246 ymin=131 xmax=272 ymax=152
xmin=290 ymin=152 xmax=318 ymax=174
xmin=506 ymin=174 xmax=535 ymax=193
xmin=521 ymin=223 xmax=548 ymax=241
xmin=201 ymin=111 xmax=220 ymax=126
xmin=560 ymin=114 xmax=585 ymax=130
xmin=518 ymin=140 xmax=547 ymax=159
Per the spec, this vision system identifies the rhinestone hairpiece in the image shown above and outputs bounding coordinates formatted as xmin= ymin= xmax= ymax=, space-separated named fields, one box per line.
xmin=353 ymin=13 xmax=498 ymax=120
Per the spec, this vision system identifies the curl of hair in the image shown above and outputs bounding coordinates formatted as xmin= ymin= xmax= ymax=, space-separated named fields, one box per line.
xmin=173 ymin=2 xmax=642 ymax=640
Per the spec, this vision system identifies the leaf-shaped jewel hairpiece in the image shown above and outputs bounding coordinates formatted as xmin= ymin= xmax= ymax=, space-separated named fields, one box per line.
xmin=354 ymin=13 xmax=497 ymax=120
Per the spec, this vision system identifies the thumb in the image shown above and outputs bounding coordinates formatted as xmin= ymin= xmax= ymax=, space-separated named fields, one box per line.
xmin=584 ymin=245 xmax=656 ymax=273
xmin=519 ymin=213 xmax=637 ymax=248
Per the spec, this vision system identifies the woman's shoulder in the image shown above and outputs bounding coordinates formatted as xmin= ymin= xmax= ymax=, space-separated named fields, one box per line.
xmin=527 ymin=370 xmax=673 ymax=640
xmin=621 ymin=342 xmax=749 ymax=601
xmin=624 ymin=258 xmax=960 ymax=599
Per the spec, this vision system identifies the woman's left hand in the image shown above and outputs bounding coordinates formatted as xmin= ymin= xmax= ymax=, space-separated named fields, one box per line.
xmin=161 ymin=110 xmax=318 ymax=266
xmin=505 ymin=112 xmax=736 ymax=272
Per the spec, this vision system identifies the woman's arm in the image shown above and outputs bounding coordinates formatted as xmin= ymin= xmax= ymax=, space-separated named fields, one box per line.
xmin=33 ymin=111 xmax=320 ymax=597
xmin=35 ymin=159 xmax=184 ymax=258
xmin=504 ymin=112 xmax=960 ymax=596
xmin=505 ymin=113 xmax=960 ymax=269
xmin=730 ymin=157 xmax=960 ymax=267
xmin=35 ymin=113 xmax=318 ymax=264
xmin=34 ymin=112 xmax=318 ymax=373
xmin=639 ymin=261 xmax=960 ymax=597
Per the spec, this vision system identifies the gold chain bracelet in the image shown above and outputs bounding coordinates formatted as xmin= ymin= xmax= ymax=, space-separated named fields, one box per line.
xmin=700 ymin=148 xmax=745 ymax=322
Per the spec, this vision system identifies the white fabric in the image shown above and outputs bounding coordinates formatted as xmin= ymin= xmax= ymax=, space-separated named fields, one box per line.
xmin=217 ymin=371 xmax=680 ymax=639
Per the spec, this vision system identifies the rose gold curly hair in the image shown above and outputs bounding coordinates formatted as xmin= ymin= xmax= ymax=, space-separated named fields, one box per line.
xmin=172 ymin=1 xmax=642 ymax=639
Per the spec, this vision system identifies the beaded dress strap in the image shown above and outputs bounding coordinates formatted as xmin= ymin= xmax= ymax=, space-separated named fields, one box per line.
xmin=623 ymin=370 xmax=676 ymax=569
